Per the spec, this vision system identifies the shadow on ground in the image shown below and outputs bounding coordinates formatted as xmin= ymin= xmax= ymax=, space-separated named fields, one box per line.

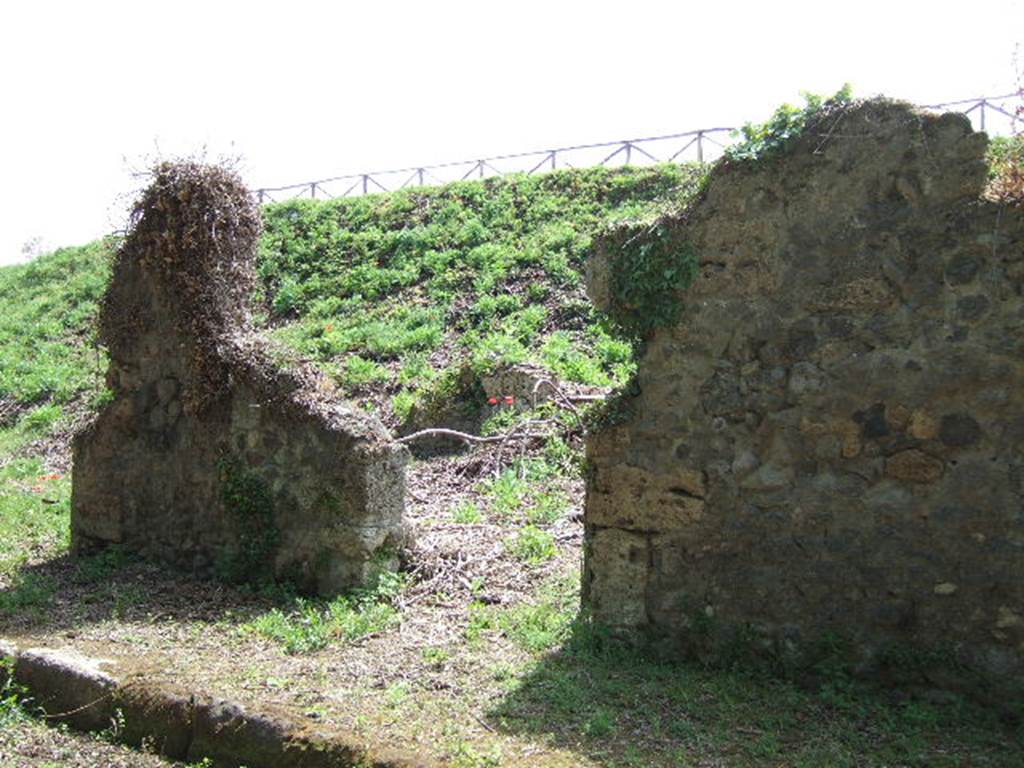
xmin=486 ymin=618 xmax=1024 ymax=768
xmin=4 ymin=552 xmax=1023 ymax=768
xmin=0 ymin=549 xmax=288 ymax=638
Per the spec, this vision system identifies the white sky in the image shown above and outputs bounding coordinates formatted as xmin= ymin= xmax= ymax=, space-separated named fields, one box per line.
xmin=1 ymin=0 xmax=1021 ymax=265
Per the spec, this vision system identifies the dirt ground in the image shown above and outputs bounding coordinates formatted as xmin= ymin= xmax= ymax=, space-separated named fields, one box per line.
xmin=2 ymin=449 xmax=598 ymax=767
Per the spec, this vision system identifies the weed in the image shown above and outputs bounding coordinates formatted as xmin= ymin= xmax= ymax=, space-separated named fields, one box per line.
xmin=340 ymin=355 xmax=390 ymax=389
xmin=539 ymin=332 xmax=611 ymax=386
xmin=471 ymin=332 xmax=528 ymax=374
xmin=507 ymin=526 xmax=557 ymax=565
xmin=20 ymin=404 xmax=63 ymax=433
xmin=0 ymin=242 xmax=111 ymax=408
xmin=583 ymin=708 xmax=616 ymax=737
xmin=421 ymin=646 xmax=451 ymax=667
xmin=255 ymin=165 xmax=706 ymax=414
xmin=481 ymin=470 xmax=530 ymax=518
xmin=451 ymin=500 xmax=483 ymax=524
xmin=75 ymin=544 xmax=135 ymax=583
xmin=0 ymin=455 xmax=70 ymax=575
xmin=0 ymin=658 xmax=30 ymax=728
xmin=384 ymin=682 xmax=409 ymax=709
xmin=465 ymin=601 xmax=495 ymax=644
xmin=391 ymin=390 xmax=418 ymax=423
xmin=450 ymin=741 xmax=502 ymax=768
xmin=247 ymin=597 xmax=397 ymax=654
xmin=603 ymin=224 xmax=698 ymax=342
xmin=527 ymin=490 xmax=569 ymax=525
xmin=987 ymin=133 xmax=1024 ymax=202
xmin=479 ymin=406 xmax=522 ymax=437
xmin=541 ymin=435 xmax=581 ymax=478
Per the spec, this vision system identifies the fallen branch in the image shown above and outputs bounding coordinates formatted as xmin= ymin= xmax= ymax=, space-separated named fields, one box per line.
xmin=396 ymin=427 xmax=548 ymax=445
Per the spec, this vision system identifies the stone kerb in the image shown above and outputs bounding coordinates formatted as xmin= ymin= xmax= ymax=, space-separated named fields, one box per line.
xmin=584 ymin=99 xmax=1024 ymax=696
xmin=71 ymin=162 xmax=407 ymax=595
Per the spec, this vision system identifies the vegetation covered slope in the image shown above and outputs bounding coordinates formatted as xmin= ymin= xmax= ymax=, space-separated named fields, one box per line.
xmin=257 ymin=164 xmax=705 ymax=425
xmin=0 ymin=164 xmax=704 ymax=437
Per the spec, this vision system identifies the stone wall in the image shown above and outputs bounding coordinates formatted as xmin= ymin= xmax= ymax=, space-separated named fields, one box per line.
xmin=585 ymin=100 xmax=1024 ymax=694
xmin=72 ymin=163 xmax=407 ymax=595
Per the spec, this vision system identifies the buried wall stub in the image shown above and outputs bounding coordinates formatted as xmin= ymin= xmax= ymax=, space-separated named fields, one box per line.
xmin=72 ymin=162 xmax=407 ymax=594
xmin=585 ymin=100 xmax=1024 ymax=692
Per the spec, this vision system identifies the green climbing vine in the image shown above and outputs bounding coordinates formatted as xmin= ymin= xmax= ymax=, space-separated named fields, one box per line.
xmin=605 ymin=222 xmax=698 ymax=343
xmin=217 ymin=458 xmax=279 ymax=584
xmin=725 ymin=84 xmax=854 ymax=163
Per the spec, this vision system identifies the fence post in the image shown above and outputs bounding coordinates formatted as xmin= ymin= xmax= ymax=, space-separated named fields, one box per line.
xmin=697 ymin=132 xmax=704 ymax=164
xmin=362 ymin=175 xmax=369 ymax=194
xmin=257 ymin=190 xmax=264 ymax=204
xmin=980 ymin=101 xmax=987 ymax=132
xmin=550 ymin=151 xmax=556 ymax=170
xmin=624 ymin=143 xmax=632 ymax=165
xmin=418 ymin=168 xmax=425 ymax=186
xmin=310 ymin=182 xmax=317 ymax=199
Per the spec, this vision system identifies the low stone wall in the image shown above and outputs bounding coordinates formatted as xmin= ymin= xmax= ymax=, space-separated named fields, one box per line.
xmin=585 ymin=100 xmax=1024 ymax=694
xmin=72 ymin=163 xmax=407 ymax=595
xmin=0 ymin=637 xmax=430 ymax=767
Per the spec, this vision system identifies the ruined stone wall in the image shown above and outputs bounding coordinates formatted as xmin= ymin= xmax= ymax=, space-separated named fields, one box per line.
xmin=585 ymin=100 xmax=1024 ymax=694
xmin=72 ymin=163 xmax=407 ymax=595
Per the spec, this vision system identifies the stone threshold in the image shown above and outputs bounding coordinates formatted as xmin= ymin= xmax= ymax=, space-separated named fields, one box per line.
xmin=0 ymin=638 xmax=432 ymax=768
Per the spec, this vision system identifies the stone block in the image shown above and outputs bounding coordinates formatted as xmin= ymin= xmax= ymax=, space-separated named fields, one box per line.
xmin=885 ymin=450 xmax=944 ymax=484
xmin=585 ymin=527 xmax=650 ymax=630
xmin=588 ymin=464 xmax=705 ymax=532
xmin=114 ymin=680 xmax=194 ymax=760
xmin=14 ymin=647 xmax=119 ymax=732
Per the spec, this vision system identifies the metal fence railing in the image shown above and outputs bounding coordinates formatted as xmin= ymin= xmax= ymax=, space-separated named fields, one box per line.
xmin=255 ymin=92 xmax=1022 ymax=204
xmin=922 ymin=92 xmax=1021 ymax=134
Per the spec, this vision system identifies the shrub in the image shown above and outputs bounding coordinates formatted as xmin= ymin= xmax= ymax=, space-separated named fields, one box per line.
xmin=726 ymin=85 xmax=853 ymax=164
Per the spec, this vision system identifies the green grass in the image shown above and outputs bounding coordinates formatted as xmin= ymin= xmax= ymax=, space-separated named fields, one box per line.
xmin=526 ymin=489 xmax=569 ymax=525
xmin=0 ymin=447 xmax=71 ymax=578
xmin=241 ymin=572 xmax=406 ymax=654
xmin=258 ymin=165 xmax=707 ymax=416
xmin=0 ymin=571 xmax=57 ymax=617
xmin=74 ymin=545 xmax=136 ymax=583
xmin=0 ymin=240 xmax=111 ymax=408
xmin=495 ymin=574 xmax=577 ymax=652
xmin=483 ymin=569 xmax=1024 ymax=767
xmin=480 ymin=469 xmax=531 ymax=519
xmin=475 ymin=450 xmax=577 ymax=526
xmin=0 ymin=423 xmax=70 ymax=624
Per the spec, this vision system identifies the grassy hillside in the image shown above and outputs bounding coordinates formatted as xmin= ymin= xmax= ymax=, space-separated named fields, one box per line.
xmin=0 ymin=164 xmax=703 ymax=435
xmin=257 ymin=164 xmax=705 ymax=424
